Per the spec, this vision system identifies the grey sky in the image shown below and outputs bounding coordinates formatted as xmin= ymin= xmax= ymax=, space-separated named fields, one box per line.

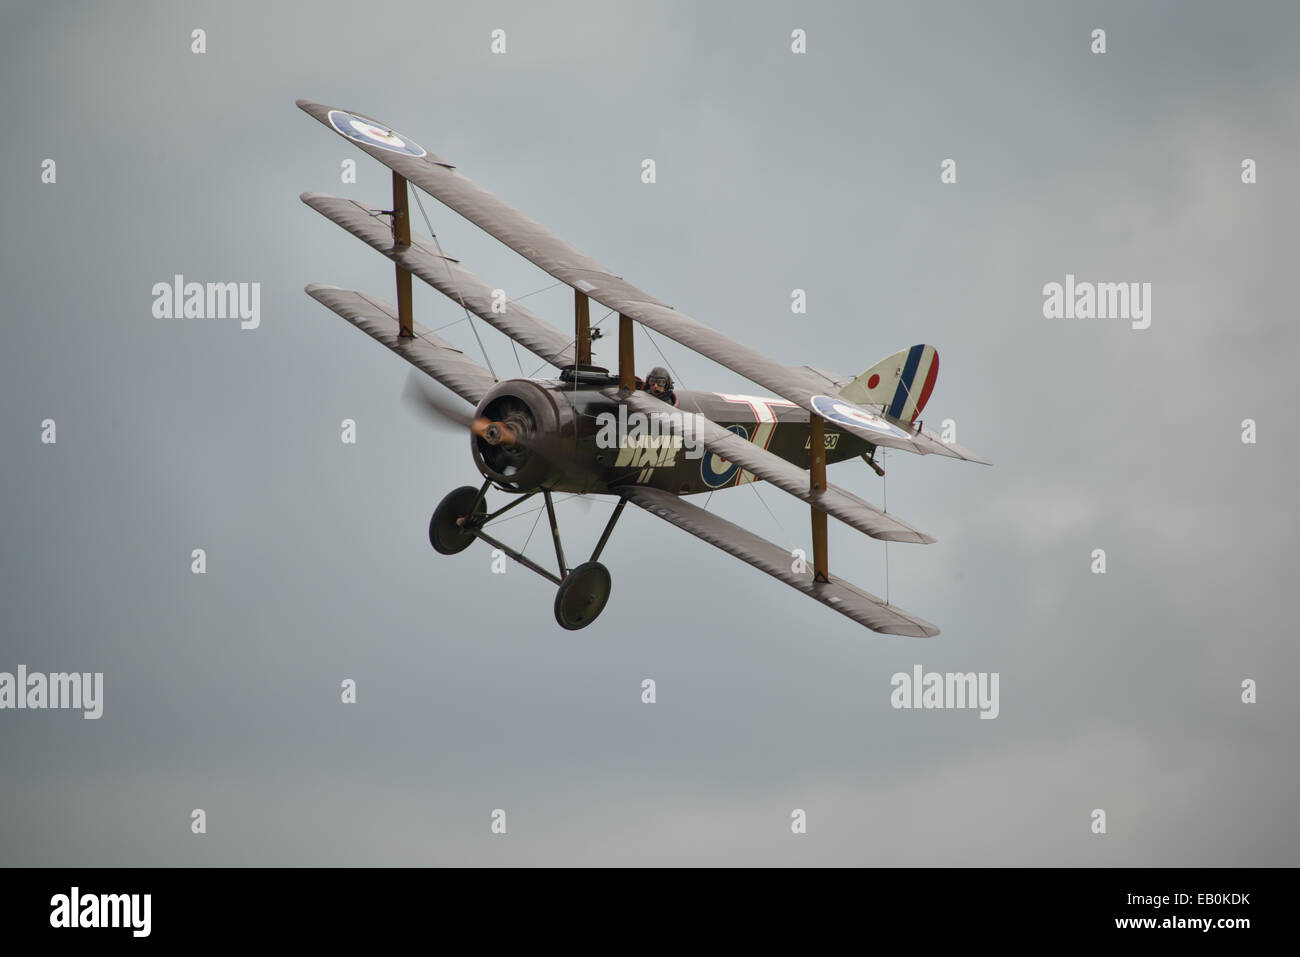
xmin=1 ymin=0 xmax=1296 ymax=865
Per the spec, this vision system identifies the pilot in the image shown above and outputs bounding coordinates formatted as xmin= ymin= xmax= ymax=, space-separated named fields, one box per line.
xmin=643 ymin=366 xmax=677 ymax=406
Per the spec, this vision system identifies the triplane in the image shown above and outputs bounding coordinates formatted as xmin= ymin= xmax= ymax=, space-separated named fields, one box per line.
xmin=298 ymin=99 xmax=990 ymax=636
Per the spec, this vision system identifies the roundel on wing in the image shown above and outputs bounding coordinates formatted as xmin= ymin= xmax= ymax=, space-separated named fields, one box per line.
xmin=327 ymin=110 xmax=428 ymax=158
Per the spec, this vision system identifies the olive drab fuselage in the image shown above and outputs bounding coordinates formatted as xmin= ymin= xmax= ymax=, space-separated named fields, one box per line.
xmin=470 ymin=374 xmax=874 ymax=496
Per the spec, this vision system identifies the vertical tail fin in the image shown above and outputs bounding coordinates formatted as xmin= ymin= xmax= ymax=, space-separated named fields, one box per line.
xmin=837 ymin=345 xmax=939 ymax=423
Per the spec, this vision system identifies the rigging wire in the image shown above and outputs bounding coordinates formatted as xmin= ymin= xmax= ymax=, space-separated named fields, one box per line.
xmin=640 ymin=325 xmax=684 ymax=390
xmin=484 ymin=493 xmax=614 ymax=528
xmin=747 ymin=482 xmax=794 ymax=551
xmin=520 ymin=502 xmax=546 ymax=553
xmin=431 ymin=280 xmax=570 ymax=340
xmin=411 ymin=187 xmax=497 ymax=380
xmin=428 ymin=315 xmax=469 ymax=334
xmin=882 ymin=449 xmax=889 ymax=605
xmin=643 ymin=325 xmax=792 ymax=548
xmin=641 ymin=324 xmax=797 ymax=549
xmin=525 ymin=308 xmax=614 ymax=378
xmin=511 ymin=281 xmax=566 ymax=303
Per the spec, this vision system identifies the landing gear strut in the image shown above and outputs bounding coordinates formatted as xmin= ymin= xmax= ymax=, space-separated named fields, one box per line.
xmin=428 ymin=483 xmax=627 ymax=630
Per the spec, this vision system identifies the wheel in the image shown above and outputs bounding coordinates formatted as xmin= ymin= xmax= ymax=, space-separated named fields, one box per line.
xmin=429 ymin=486 xmax=487 ymax=555
xmin=553 ymin=561 xmax=612 ymax=630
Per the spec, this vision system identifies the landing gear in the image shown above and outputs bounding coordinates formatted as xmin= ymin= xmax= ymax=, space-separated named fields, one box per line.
xmin=429 ymin=484 xmax=628 ymax=630
xmin=553 ymin=561 xmax=612 ymax=630
xmin=429 ymin=485 xmax=487 ymax=554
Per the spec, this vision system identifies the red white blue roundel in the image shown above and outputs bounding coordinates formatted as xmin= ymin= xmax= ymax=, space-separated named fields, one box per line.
xmin=809 ymin=395 xmax=911 ymax=439
xmin=327 ymin=110 xmax=427 ymax=158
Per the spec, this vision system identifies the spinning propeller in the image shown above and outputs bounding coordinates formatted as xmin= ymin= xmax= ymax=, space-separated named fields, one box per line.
xmin=401 ymin=372 xmax=599 ymax=500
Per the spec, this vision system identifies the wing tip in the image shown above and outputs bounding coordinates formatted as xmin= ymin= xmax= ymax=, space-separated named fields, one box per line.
xmin=881 ymin=617 xmax=941 ymax=638
xmin=955 ymin=447 xmax=994 ymax=466
xmin=869 ymin=618 xmax=940 ymax=638
xmin=919 ymin=431 xmax=993 ymax=466
xmin=877 ymin=529 xmax=938 ymax=545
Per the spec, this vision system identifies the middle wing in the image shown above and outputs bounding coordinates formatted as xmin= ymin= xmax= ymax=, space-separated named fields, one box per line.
xmin=302 ymin=192 xmax=576 ymax=368
xmin=620 ymin=390 xmax=934 ymax=544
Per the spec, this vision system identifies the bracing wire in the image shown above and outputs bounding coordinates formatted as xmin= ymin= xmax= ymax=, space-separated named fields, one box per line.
xmin=410 ymin=187 xmax=497 ymax=380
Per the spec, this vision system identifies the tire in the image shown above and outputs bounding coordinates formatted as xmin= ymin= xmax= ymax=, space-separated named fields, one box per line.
xmin=429 ymin=486 xmax=487 ymax=555
xmin=553 ymin=561 xmax=612 ymax=630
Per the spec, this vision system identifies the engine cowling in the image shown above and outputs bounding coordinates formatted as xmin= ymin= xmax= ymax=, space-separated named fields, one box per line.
xmin=470 ymin=379 xmax=577 ymax=491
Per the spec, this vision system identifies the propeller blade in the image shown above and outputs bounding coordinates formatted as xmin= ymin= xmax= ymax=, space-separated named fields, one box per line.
xmin=403 ymin=371 xmax=600 ymax=484
xmin=402 ymin=372 xmax=475 ymax=430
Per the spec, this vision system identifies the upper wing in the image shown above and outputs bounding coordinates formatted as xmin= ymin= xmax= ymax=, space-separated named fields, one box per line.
xmin=624 ymin=486 xmax=939 ymax=637
xmin=305 ymin=284 xmax=497 ymax=404
xmin=297 ymin=98 xmax=988 ymax=465
xmin=302 ymin=192 xmax=576 ymax=368
xmin=620 ymin=391 xmax=934 ymax=544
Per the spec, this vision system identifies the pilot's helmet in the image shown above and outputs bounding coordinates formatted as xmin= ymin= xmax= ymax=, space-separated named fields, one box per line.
xmin=646 ymin=367 xmax=673 ymax=394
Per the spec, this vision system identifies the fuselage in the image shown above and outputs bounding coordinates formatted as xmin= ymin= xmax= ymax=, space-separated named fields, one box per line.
xmin=470 ymin=371 xmax=874 ymax=496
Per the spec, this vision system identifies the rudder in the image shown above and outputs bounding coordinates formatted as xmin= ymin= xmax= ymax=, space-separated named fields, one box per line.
xmin=837 ymin=345 xmax=939 ymax=423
